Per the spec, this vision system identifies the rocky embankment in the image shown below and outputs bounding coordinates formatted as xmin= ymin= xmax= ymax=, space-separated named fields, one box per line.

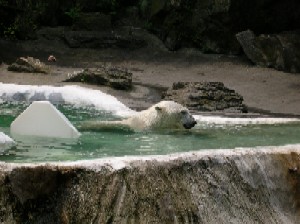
xmin=1 ymin=0 xmax=300 ymax=72
xmin=0 ymin=146 xmax=299 ymax=223
xmin=163 ymin=82 xmax=247 ymax=113
xmin=236 ymin=30 xmax=300 ymax=73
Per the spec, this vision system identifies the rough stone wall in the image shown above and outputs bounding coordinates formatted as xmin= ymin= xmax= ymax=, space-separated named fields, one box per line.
xmin=144 ymin=0 xmax=300 ymax=53
xmin=236 ymin=30 xmax=300 ymax=73
xmin=0 ymin=147 xmax=300 ymax=223
xmin=2 ymin=0 xmax=300 ymax=53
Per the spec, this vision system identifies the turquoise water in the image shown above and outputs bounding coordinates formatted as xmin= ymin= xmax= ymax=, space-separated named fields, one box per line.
xmin=1 ymin=102 xmax=300 ymax=162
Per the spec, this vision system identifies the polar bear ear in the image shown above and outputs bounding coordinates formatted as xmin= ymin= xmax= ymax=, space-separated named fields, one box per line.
xmin=155 ymin=106 xmax=164 ymax=112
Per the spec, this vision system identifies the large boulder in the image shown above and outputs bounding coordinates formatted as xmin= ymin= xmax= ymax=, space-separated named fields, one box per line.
xmin=236 ymin=30 xmax=300 ymax=73
xmin=140 ymin=0 xmax=300 ymax=53
xmin=162 ymin=82 xmax=247 ymax=113
xmin=7 ymin=57 xmax=49 ymax=73
xmin=64 ymin=66 xmax=132 ymax=90
xmin=142 ymin=0 xmax=239 ymax=53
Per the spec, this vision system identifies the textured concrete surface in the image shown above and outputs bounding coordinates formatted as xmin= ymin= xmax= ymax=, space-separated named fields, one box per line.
xmin=0 ymin=145 xmax=300 ymax=223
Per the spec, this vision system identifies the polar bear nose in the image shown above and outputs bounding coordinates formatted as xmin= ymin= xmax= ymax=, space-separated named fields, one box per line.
xmin=183 ymin=120 xmax=197 ymax=129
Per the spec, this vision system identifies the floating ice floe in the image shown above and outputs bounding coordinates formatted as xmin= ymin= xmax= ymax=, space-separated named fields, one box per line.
xmin=10 ymin=101 xmax=81 ymax=139
xmin=0 ymin=132 xmax=15 ymax=152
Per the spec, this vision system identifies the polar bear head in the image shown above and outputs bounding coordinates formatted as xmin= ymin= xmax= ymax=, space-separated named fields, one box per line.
xmin=131 ymin=101 xmax=197 ymax=130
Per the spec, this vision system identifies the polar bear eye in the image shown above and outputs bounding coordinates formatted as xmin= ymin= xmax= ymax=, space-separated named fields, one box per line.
xmin=155 ymin=106 xmax=163 ymax=111
xmin=180 ymin=110 xmax=187 ymax=115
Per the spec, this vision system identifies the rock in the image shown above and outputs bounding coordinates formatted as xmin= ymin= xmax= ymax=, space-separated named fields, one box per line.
xmin=142 ymin=0 xmax=240 ymax=53
xmin=162 ymin=82 xmax=247 ymax=113
xmin=47 ymin=55 xmax=56 ymax=62
xmin=64 ymin=66 xmax=132 ymax=90
xmin=2 ymin=1 xmax=300 ymax=52
xmin=141 ymin=0 xmax=300 ymax=54
xmin=9 ymin=167 xmax=59 ymax=204
xmin=236 ymin=30 xmax=266 ymax=66
xmin=63 ymin=30 xmax=147 ymax=49
xmin=116 ymin=6 xmax=142 ymax=27
xmin=72 ymin=13 xmax=112 ymax=31
xmin=236 ymin=30 xmax=300 ymax=73
xmin=7 ymin=57 xmax=49 ymax=73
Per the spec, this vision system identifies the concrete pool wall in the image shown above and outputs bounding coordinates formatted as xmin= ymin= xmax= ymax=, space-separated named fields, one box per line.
xmin=0 ymin=145 xmax=299 ymax=223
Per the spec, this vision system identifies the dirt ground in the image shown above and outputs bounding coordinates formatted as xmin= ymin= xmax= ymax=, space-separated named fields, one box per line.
xmin=0 ymin=37 xmax=300 ymax=116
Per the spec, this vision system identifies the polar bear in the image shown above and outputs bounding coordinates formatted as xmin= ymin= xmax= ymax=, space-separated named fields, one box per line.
xmin=81 ymin=101 xmax=197 ymax=131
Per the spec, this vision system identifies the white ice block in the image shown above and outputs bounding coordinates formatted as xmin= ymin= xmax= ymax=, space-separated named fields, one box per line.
xmin=0 ymin=132 xmax=15 ymax=152
xmin=10 ymin=101 xmax=81 ymax=139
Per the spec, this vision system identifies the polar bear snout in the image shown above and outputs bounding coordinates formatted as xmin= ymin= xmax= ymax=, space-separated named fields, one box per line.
xmin=183 ymin=120 xmax=197 ymax=129
xmin=182 ymin=114 xmax=197 ymax=129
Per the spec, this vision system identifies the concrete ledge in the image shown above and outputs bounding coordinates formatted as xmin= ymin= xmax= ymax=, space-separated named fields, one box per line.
xmin=0 ymin=145 xmax=300 ymax=223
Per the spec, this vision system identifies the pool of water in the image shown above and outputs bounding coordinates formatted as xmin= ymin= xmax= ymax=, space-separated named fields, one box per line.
xmin=1 ymin=102 xmax=300 ymax=163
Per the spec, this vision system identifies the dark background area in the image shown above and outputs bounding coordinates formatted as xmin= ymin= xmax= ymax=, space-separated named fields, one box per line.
xmin=0 ymin=0 xmax=300 ymax=53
